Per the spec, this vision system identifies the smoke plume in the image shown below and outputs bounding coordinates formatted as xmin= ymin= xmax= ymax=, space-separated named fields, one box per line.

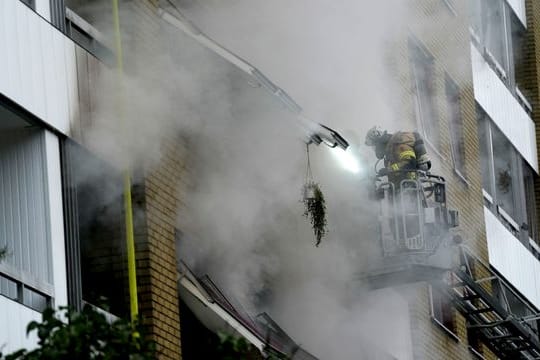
xmin=71 ymin=0 xmax=436 ymax=358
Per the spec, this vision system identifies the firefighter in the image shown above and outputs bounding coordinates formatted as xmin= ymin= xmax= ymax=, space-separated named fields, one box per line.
xmin=366 ymin=127 xmax=431 ymax=245
xmin=364 ymin=126 xmax=431 ymax=183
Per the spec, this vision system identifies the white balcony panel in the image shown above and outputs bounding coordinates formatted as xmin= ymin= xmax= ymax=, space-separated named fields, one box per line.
xmin=485 ymin=207 xmax=540 ymax=308
xmin=0 ymin=1 xmax=77 ymax=135
xmin=471 ymin=44 xmax=538 ymax=173
xmin=0 ymin=297 xmax=40 ymax=353
xmin=507 ymin=0 xmax=527 ymax=27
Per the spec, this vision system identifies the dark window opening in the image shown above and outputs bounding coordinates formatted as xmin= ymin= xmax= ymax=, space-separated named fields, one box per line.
xmin=62 ymin=140 xmax=129 ymax=317
xmin=467 ymin=329 xmax=484 ymax=358
xmin=476 ymin=103 xmax=539 ymax=248
xmin=524 ymin=164 xmax=539 ymax=245
xmin=510 ymin=11 xmax=532 ymax=113
xmin=430 ymin=286 xmax=457 ymax=337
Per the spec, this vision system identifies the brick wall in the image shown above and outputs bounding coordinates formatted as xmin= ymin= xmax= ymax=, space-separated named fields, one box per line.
xmin=521 ymin=0 xmax=540 ymax=240
xmin=393 ymin=0 xmax=494 ymax=358
xmin=134 ymin=132 xmax=187 ymax=360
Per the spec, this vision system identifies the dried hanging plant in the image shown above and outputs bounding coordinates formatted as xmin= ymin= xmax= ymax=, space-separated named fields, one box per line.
xmin=302 ymin=144 xmax=328 ymax=247
xmin=302 ymin=181 xmax=327 ymax=247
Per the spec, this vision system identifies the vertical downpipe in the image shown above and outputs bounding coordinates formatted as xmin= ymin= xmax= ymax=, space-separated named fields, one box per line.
xmin=112 ymin=0 xmax=139 ymax=321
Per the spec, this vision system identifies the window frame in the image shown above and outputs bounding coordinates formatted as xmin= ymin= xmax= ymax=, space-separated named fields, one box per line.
xmin=445 ymin=74 xmax=469 ymax=184
xmin=64 ymin=7 xmax=115 ymax=65
xmin=409 ymin=37 xmax=441 ymax=153
xmin=429 ymin=285 xmax=459 ymax=341
xmin=61 ymin=139 xmax=129 ymax=317
xmin=476 ymin=105 xmax=535 ymax=246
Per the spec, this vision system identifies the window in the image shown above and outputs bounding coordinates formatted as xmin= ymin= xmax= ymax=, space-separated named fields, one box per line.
xmin=445 ymin=75 xmax=466 ymax=179
xmin=524 ymin=165 xmax=539 ymax=244
xmin=491 ymin=125 xmax=519 ymax=220
xmin=0 ymin=128 xmax=53 ymax=298
xmin=467 ymin=329 xmax=485 ymax=359
xmin=430 ymin=286 xmax=457 ymax=338
xmin=482 ymin=0 xmax=509 ymax=78
xmin=62 ymin=140 xmax=129 ymax=317
xmin=470 ymin=0 xmax=510 ymax=78
xmin=476 ymin=104 xmax=538 ymax=246
xmin=410 ymin=39 xmax=439 ymax=148
xmin=476 ymin=109 xmax=494 ymax=197
xmin=470 ymin=0 xmax=530 ymax=110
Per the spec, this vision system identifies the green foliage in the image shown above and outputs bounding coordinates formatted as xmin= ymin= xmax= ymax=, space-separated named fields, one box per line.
xmin=0 ymin=305 xmax=155 ymax=360
xmin=302 ymin=182 xmax=328 ymax=247
xmin=217 ymin=333 xmax=257 ymax=359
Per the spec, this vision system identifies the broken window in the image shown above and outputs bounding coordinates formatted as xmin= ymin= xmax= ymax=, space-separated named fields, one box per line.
xmin=410 ymin=39 xmax=439 ymax=149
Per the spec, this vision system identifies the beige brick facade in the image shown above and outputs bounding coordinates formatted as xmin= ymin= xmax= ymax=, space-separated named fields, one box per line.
xmin=393 ymin=0 xmax=494 ymax=358
xmin=521 ymin=0 xmax=540 ymax=229
xmin=135 ymin=134 xmax=186 ymax=360
xmin=71 ymin=0 xmax=534 ymax=358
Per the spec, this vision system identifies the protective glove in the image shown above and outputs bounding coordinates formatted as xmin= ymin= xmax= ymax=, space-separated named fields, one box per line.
xmin=377 ymin=167 xmax=390 ymax=177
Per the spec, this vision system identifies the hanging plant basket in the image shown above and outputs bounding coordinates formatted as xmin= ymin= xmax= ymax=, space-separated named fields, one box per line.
xmin=302 ymin=181 xmax=328 ymax=247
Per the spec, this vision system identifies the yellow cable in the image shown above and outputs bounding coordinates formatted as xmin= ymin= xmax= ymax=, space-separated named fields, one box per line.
xmin=112 ymin=0 xmax=139 ymax=321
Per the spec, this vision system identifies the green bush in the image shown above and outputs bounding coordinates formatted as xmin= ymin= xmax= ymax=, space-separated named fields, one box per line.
xmin=0 ymin=305 xmax=155 ymax=360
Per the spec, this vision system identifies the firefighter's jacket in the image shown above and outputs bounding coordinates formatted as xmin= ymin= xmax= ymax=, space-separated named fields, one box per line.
xmin=376 ymin=131 xmax=424 ymax=181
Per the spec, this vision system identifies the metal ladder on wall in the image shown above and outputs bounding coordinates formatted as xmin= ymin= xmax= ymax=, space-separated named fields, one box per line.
xmin=436 ymin=246 xmax=540 ymax=359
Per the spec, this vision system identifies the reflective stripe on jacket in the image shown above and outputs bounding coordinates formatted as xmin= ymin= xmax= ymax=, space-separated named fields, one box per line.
xmin=384 ymin=132 xmax=417 ymax=172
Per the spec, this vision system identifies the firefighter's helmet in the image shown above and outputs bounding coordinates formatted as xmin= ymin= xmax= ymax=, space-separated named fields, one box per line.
xmin=365 ymin=126 xmax=384 ymax=146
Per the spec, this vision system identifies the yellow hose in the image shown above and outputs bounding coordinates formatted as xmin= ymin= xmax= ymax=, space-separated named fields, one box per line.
xmin=112 ymin=0 xmax=139 ymax=321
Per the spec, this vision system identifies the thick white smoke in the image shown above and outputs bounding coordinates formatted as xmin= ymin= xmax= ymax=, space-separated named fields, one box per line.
xmin=71 ymin=0 xmax=430 ymax=358
xmin=171 ymin=1 xmax=417 ymax=359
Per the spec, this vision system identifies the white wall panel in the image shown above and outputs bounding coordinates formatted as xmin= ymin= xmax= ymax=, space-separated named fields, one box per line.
xmin=471 ymin=44 xmax=538 ymax=172
xmin=0 ymin=1 xmax=78 ymax=135
xmin=0 ymin=297 xmax=40 ymax=353
xmin=507 ymin=0 xmax=527 ymax=27
xmin=0 ymin=129 xmax=52 ymax=288
xmin=485 ymin=207 xmax=540 ymax=308
xmin=27 ymin=9 xmax=47 ymax=118
xmin=3 ymin=1 xmax=20 ymax=103
xmin=17 ymin=3 xmax=32 ymax=110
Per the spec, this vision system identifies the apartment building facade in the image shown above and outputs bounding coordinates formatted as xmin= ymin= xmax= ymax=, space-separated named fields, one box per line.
xmin=2 ymin=0 xmax=540 ymax=359
xmin=387 ymin=0 xmax=540 ymax=358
